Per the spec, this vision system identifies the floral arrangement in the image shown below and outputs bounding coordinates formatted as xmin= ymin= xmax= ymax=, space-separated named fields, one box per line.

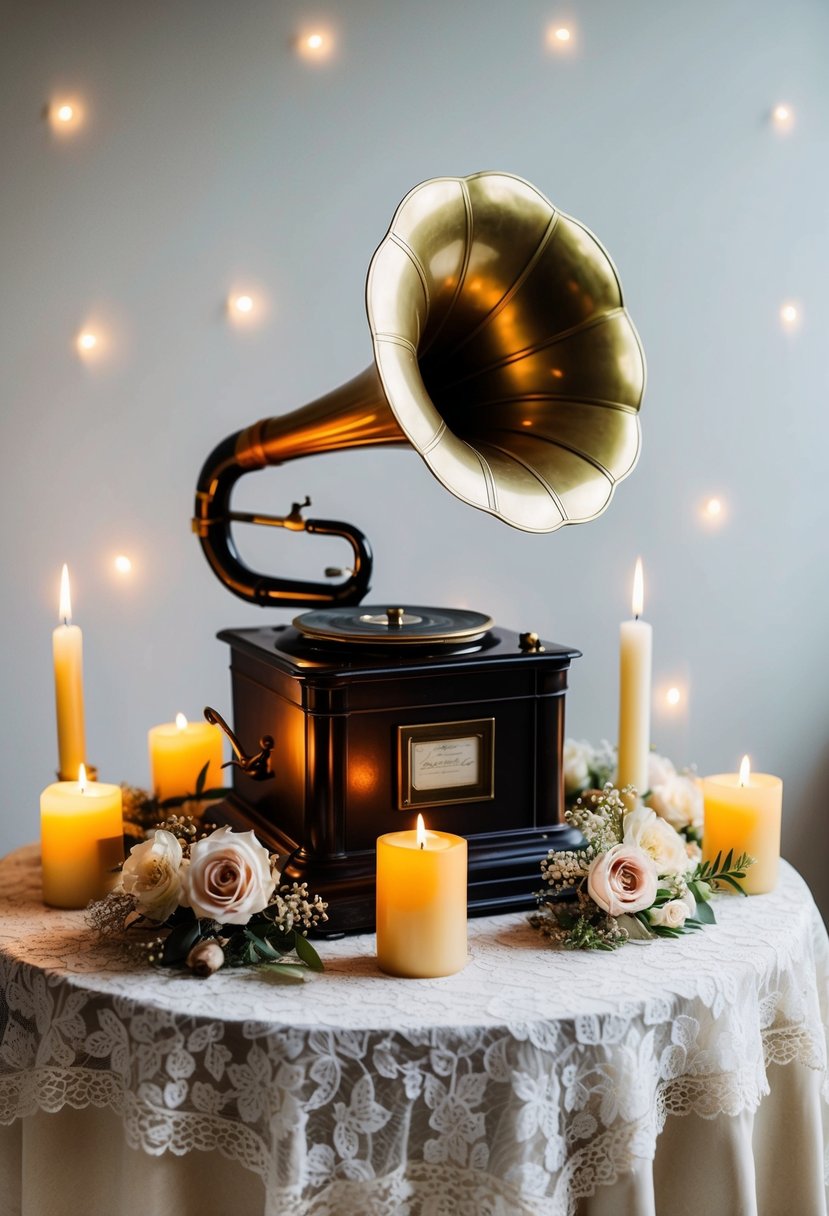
xmin=533 ymin=740 xmax=753 ymax=950
xmin=90 ymin=811 xmax=328 ymax=979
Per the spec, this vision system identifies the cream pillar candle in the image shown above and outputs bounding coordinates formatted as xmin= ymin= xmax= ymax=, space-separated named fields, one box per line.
xmin=617 ymin=557 xmax=652 ymax=803
xmin=376 ymin=815 xmax=467 ymax=978
xmin=702 ymin=756 xmax=782 ymax=895
xmin=41 ymin=765 xmax=124 ymax=907
xmin=53 ymin=564 xmax=86 ymax=781
xmin=148 ymin=713 xmax=224 ymax=802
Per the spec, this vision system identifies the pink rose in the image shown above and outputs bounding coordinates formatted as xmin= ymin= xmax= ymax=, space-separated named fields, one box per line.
xmin=181 ymin=827 xmax=276 ymax=925
xmin=587 ymin=844 xmax=658 ymax=916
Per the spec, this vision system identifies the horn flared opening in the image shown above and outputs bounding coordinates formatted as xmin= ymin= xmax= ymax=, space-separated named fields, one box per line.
xmin=366 ymin=172 xmax=645 ymax=533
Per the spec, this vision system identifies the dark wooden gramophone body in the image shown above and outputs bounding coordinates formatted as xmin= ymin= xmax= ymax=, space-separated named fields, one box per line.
xmin=192 ymin=172 xmax=645 ymax=933
xmin=213 ymin=616 xmax=581 ymax=933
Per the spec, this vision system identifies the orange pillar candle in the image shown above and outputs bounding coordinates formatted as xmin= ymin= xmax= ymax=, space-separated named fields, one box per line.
xmin=53 ymin=564 xmax=87 ymax=781
xmin=148 ymin=713 xmax=224 ymax=802
xmin=41 ymin=765 xmax=124 ymax=907
xmin=702 ymin=756 xmax=782 ymax=895
xmin=376 ymin=814 xmax=467 ymax=978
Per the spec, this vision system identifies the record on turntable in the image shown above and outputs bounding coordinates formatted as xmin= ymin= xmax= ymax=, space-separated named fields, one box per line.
xmin=293 ymin=605 xmax=494 ymax=647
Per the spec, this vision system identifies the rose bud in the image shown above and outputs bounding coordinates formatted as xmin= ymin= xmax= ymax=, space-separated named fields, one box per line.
xmin=186 ymin=939 xmax=225 ymax=977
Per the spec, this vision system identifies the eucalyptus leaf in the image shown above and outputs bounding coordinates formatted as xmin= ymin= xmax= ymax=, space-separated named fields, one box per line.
xmin=294 ymin=933 xmax=324 ymax=971
xmin=263 ymin=963 xmax=307 ymax=983
xmin=618 ymin=914 xmax=653 ymax=941
xmin=244 ymin=929 xmax=283 ymax=961
xmin=693 ymin=900 xmax=716 ymax=924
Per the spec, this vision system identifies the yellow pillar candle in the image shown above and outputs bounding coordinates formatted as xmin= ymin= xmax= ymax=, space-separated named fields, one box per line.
xmin=41 ymin=765 xmax=124 ymax=907
xmin=702 ymin=755 xmax=782 ymax=895
xmin=53 ymin=564 xmax=86 ymax=781
xmin=376 ymin=815 xmax=467 ymax=978
xmin=617 ymin=557 xmax=652 ymax=803
xmin=148 ymin=713 xmax=224 ymax=802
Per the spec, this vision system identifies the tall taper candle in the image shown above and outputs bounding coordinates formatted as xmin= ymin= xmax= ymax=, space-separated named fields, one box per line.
xmin=53 ymin=564 xmax=86 ymax=781
xmin=617 ymin=558 xmax=652 ymax=802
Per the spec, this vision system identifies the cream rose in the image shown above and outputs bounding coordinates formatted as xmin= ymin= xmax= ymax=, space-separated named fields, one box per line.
xmin=181 ymin=827 xmax=275 ymax=924
xmin=623 ymin=805 xmax=689 ymax=877
xmin=646 ymin=772 xmax=704 ymax=833
xmin=563 ymin=739 xmax=593 ymax=795
xmin=647 ymin=751 xmax=676 ymax=792
xmin=586 ymin=844 xmax=658 ymax=917
xmin=121 ymin=830 xmax=183 ymax=922
xmin=649 ymin=899 xmax=689 ymax=929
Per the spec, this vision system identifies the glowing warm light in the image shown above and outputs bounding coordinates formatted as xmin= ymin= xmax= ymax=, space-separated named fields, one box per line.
xmin=50 ymin=98 xmax=84 ymax=131
xmin=175 ymin=713 xmax=188 ymax=731
xmin=666 ymin=686 xmax=681 ymax=707
xmin=547 ymin=24 xmax=574 ymax=48
xmin=76 ymin=330 xmax=100 ymax=357
xmin=780 ymin=302 xmax=799 ymax=327
xmin=114 ymin=554 xmax=132 ymax=574
xmin=298 ymin=29 xmax=332 ymax=59
xmin=59 ymin=563 xmax=72 ymax=623
xmin=78 ymin=763 xmax=87 ymax=792
xmin=228 ymin=292 xmax=261 ymax=323
xmin=772 ymin=103 xmax=794 ymax=130
xmin=739 ymin=755 xmax=751 ymax=787
xmin=416 ymin=813 xmax=427 ymax=849
xmin=706 ymin=497 xmax=722 ymax=517
xmin=631 ymin=557 xmax=644 ymax=619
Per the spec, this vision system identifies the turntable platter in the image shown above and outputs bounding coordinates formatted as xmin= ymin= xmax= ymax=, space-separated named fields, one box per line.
xmin=293 ymin=604 xmax=494 ymax=646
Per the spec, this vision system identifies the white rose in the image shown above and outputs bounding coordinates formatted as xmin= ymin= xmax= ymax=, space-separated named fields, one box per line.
xmin=121 ymin=830 xmax=183 ymax=922
xmin=679 ymin=887 xmax=696 ymax=918
xmin=623 ymin=805 xmax=690 ymax=877
xmin=647 ymin=751 xmax=676 ymax=792
xmin=563 ymin=739 xmax=593 ymax=795
xmin=181 ymin=827 xmax=276 ymax=925
xmin=649 ymin=899 xmax=689 ymax=929
xmin=646 ymin=772 xmax=704 ymax=833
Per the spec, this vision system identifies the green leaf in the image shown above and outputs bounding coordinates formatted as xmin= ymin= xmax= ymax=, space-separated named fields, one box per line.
xmin=262 ymin=962 xmax=307 ymax=983
xmin=244 ymin=929 xmax=283 ymax=961
xmin=693 ymin=899 xmax=716 ymax=924
xmin=294 ymin=933 xmax=324 ymax=971
xmin=722 ymin=848 xmax=733 ymax=874
xmin=161 ymin=919 xmax=201 ymax=966
xmin=195 ymin=761 xmax=210 ymax=798
xmin=717 ymin=874 xmax=749 ymax=895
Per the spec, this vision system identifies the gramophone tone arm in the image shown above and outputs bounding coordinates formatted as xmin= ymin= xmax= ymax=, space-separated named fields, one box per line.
xmin=192 ymin=430 xmax=374 ymax=607
xmin=203 ymin=707 xmax=275 ymax=782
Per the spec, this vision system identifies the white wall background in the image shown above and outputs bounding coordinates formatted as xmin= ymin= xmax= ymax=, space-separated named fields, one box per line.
xmin=2 ymin=0 xmax=828 ymax=911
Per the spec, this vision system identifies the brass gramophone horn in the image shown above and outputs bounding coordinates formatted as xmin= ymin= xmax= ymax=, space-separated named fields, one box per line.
xmin=193 ymin=171 xmax=645 ymax=607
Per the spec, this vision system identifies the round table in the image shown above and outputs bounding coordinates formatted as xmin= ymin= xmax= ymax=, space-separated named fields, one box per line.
xmin=0 ymin=846 xmax=827 ymax=1216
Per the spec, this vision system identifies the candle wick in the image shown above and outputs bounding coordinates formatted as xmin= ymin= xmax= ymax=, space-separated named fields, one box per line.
xmin=420 ymin=842 xmax=424 ymax=850
xmin=62 ymin=617 xmax=69 ymax=627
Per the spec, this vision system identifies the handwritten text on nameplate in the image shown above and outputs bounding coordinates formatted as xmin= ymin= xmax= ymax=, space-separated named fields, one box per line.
xmin=412 ymin=737 xmax=480 ymax=791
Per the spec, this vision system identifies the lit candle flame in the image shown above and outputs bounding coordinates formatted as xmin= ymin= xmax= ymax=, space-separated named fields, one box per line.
xmin=59 ymin=563 xmax=72 ymax=624
xmin=632 ymin=557 xmax=644 ymax=619
xmin=78 ymin=763 xmax=87 ymax=792
xmin=739 ymin=755 xmax=751 ymax=787
xmin=175 ymin=713 xmax=188 ymax=731
xmin=416 ymin=813 xmax=426 ymax=849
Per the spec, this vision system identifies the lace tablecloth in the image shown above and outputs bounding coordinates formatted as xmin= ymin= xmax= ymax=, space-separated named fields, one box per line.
xmin=1 ymin=845 xmax=827 ymax=1216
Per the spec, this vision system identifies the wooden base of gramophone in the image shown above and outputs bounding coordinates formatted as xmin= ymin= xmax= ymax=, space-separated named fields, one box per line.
xmin=212 ymin=619 xmax=583 ymax=935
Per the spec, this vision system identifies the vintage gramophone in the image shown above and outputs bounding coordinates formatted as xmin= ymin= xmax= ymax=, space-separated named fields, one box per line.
xmin=193 ymin=172 xmax=645 ymax=933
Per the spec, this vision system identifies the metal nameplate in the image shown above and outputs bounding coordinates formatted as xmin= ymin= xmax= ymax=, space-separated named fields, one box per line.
xmin=397 ymin=718 xmax=495 ymax=809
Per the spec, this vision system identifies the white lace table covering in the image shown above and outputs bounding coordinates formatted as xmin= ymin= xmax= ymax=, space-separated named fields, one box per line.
xmin=0 ymin=846 xmax=827 ymax=1216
